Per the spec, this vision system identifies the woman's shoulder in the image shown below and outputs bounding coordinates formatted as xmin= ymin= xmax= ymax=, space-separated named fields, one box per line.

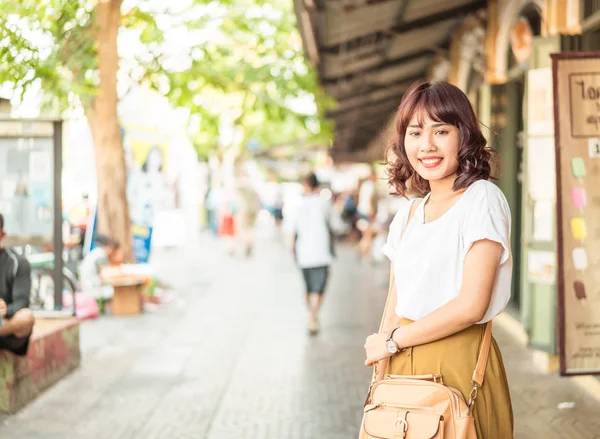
xmin=464 ymin=179 xmax=510 ymax=213
xmin=383 ymin=197 xmax=422 ymax=260
xmin=389 ymin=197 xmax=421 ymax=229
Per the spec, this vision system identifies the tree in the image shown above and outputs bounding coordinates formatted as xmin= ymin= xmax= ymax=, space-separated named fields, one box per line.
xmin=1 ymin=0 xmax=133 ymax=258
xmin=0 ymin=0 xmax=331 ymax=259
xmin=150 ymin=0 xmax=333 ymax=158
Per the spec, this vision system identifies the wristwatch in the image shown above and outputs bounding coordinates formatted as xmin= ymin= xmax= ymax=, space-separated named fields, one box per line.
xmin=385 ymin=327 xmax=402 ymax=354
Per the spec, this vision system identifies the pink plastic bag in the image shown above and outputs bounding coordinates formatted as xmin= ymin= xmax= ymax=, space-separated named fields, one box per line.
xmin=62 ymin=291 xmax=100 ymax=321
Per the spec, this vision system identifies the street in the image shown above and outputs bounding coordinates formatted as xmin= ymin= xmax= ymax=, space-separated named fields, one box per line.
xmin=1 ymin=226 xmax=599 ymax=439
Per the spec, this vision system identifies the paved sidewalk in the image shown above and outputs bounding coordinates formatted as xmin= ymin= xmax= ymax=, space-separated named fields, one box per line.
xmin=1 ymin=226 xmax=599 ymax=438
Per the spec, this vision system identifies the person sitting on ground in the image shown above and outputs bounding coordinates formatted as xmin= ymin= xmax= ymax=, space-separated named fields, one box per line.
xmin=0 ymin=213 xmax=35 ymax=356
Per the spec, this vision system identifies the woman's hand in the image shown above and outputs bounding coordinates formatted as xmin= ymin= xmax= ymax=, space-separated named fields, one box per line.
xmin=364 ymin=332 xmax=392 ymax=366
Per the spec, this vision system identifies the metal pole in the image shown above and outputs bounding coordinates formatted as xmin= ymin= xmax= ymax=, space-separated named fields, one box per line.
xmin=52 ymin=121 xmax=65 ymax=312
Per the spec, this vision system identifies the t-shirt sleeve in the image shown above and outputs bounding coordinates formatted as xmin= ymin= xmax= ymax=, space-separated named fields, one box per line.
xmin=382 ymin=199 xmax=415 ymax=265
xmin=461 ymin=182 xmax=511 ymax=265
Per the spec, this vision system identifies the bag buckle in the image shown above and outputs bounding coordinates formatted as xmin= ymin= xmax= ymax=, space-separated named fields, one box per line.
xmin=394 ymin=417 xmax=408 ymax=438
xmin=467 ymin=384 xmax=479 ymax=416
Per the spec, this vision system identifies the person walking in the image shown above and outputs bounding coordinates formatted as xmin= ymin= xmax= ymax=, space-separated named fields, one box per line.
xmin=234 ymin=183 xmax=261 ymax=257
xmin=293 ymin=173 xmax=334 ymax=336
xmin=218 ymin=184 xmax=238 ymax=255
xmin=363 ymin=81 xmax=513 ymax=438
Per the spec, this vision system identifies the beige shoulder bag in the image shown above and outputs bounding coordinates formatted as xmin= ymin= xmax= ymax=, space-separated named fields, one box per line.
xmin=359 ymin=198 xmax=492 ymax=439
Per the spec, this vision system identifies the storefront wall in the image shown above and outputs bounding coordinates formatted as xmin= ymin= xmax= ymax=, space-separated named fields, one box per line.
xmin=442 ymin=0 xmax=598 ymax=358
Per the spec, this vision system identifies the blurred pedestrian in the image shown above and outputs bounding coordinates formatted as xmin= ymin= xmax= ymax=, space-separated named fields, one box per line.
xmin=363 ymin=81 xmax=513 ymax=438
xmin=218 ymin=185 xmax=238 ymax=255
xmin=206 ymin=184 xmax=222 ymax=235
xmin=329 ymin=192 xmax=351 ymax=237
xmin=357 ymin=170 xmax=379 ymax=262
xmin=272 ymin=185 xmax=284 ymax=228
xmin=292 ymin=173 xmax=334 ymax=335
xmin=341 ymin=190 xmax=360 ymax=242
xmin=0 ymin=213 xmax=35 ymax=356
xmin=79 ymin=234 xmax=120 ymax=303
xmin=234 ymin=183 xmax=261 ymax=257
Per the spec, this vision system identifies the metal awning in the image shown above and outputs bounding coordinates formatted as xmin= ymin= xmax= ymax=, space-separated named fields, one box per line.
xmin=295 ymin=0 xmax=485 ymax=159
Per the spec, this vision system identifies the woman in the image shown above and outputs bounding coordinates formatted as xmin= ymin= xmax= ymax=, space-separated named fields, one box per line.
xmin=363 ymin=81 xmax=513 ymax=438
xmin=293 ymin=173 xmax=334 ymax=335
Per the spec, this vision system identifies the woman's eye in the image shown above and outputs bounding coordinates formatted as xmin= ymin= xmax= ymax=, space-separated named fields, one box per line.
xmin=436 ymin=130 xmax=448 ymax=135
xmin=408 ymin=132 xmax=420 ymax=137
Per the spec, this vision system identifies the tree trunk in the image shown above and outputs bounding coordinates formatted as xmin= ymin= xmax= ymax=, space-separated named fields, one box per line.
xmin=86 ymin=0 xmax=132 ymax=261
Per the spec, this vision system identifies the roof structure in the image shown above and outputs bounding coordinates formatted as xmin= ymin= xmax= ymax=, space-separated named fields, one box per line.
xmin=294 ymin=0 xmax=486 ymax=160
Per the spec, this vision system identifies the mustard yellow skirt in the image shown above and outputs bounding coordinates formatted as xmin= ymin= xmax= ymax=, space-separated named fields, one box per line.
xmin=386 ymin=319 xmax=514 ymax=439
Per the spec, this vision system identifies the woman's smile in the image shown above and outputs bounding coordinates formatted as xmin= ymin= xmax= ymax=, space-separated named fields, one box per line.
xmin=419 ymin=156 xmax=443 ymax=168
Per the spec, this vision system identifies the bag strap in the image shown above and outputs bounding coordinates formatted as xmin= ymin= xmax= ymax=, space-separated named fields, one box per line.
xmin=371 ymin=198 xmax=422 ymax=383
xmin=472 ymin=320 xmax=492 ymax=387
xmin=467 ymin=321 xmax=492 ymax=414
xmin=378 ymin=268 xmax=395 ymax=334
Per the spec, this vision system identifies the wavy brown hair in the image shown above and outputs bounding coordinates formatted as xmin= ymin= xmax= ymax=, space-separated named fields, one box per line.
xmin=386 ymin=81 xmax=497 ymax=197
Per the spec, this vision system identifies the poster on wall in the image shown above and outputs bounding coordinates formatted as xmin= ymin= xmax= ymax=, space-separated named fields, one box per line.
xmin=83 ymin=127 xmax=169 ymax=263
xmin=527 ymin=68 xmax=555 ymax=136
xmin=552 ymin=52 xmax=600 ymax=376
xmin=0 ymin=139 xmax=54 ymax=238
xmin=122 ymin=125 xmax=171 ymax=262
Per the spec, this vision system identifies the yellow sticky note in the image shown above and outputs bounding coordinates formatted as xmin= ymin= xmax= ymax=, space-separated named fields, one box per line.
xmin=570 ymin=218 xmax=587 ymax=241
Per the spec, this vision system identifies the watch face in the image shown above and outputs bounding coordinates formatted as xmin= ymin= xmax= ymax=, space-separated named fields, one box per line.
xmin=386 ymin=340 xmax=398 ymax=354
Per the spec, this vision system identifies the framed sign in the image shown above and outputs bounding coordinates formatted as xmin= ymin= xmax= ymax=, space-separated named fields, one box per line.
xmin=552 ymin=52 xmax=600 ymax=376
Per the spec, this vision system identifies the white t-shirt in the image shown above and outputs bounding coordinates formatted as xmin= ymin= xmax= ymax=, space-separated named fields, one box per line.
xmin=382 ymin=180 xmax=512 ymax=323
xmin=357 ymin=180 xmax=376 ymax=216
xmin=294 ymin=193 xmax=333 ymax=268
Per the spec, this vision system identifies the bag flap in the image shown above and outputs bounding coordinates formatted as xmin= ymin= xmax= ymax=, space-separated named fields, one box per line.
xmin=364 ymin=409 xmax=442 ymax=439
xmin=371 ymin=380 xmax=447 ymax=407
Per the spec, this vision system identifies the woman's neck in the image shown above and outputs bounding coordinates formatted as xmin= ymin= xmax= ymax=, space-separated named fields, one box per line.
xmin=427 ymin=173 xmax=459 ymax=203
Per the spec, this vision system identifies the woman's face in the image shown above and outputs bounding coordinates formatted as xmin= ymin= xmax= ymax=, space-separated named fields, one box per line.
xmin=404 ymin=113 xmax=460 ymax=183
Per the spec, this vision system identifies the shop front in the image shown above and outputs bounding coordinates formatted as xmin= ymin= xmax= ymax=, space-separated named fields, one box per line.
xmin=445 ymin=0 xmax=600 ymax=365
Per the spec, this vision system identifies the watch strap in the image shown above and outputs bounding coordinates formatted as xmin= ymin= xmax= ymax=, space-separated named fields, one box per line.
xmin=387 ymin=326 xmax=401 ymax=343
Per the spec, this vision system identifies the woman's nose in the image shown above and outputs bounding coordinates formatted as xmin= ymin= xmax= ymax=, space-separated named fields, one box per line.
xmin=420 ymin=136 xmax=437 ymax=152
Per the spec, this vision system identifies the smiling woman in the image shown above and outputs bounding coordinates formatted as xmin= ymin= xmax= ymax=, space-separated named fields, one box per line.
xmin=361 ymin=81 xmax=514 ymax=439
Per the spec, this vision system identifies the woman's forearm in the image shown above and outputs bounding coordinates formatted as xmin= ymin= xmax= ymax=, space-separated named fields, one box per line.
xmin=381 ymin=310 xmax=401 ymax=333
xmin=391 ymin=297 xmax=480 ymax=350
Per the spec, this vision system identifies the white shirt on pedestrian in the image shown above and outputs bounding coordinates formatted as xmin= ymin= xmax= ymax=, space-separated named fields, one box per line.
xmin=294 ymin=193 xmax=333 ymax=269
xmin=357 ymin=180 xmax=376 ymax=216
xmin=382 ymin=179 xmax=512 ymax=324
